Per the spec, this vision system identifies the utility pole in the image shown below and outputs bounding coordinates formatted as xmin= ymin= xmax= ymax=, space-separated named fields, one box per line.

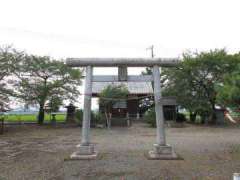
xmin=146 ymin=45 xmax=155 ymax=58
xmin=146 ymin=45 xmax=155 ymax=74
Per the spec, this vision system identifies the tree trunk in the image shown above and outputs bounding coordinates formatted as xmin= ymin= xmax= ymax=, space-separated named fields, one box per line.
xmin=104 ymin=111 xmax=109 ymax=128
xmin=38 ymin=78 xmax=47 ymax=125
xmin=209 ymin=103 xmax=216 ymax=124
xmin=200 ymin=115 xmax=206 ymax=124
xmin=104 ymin=107 xmax=112 ymax=129
xmin=189 ymin=111 xmax=197 ymax=123
xmin=107 ymin=113 xmax=112 ymax=129
xmin=105 ymin=112 xmax=112 ymax=129
xmin=38 ymin=104 xmax=45 ymax=124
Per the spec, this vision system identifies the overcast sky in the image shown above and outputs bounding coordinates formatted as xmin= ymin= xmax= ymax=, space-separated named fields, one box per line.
xmin=1 ymin=0 xmax=240 ymax=109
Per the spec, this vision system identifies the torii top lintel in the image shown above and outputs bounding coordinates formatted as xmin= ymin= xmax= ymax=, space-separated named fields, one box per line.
xmin=66 ymin=58 xmax=179 ymax=67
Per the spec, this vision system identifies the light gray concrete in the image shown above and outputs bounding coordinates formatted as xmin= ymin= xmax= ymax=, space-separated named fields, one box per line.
xmin=76 ymin=144 xmax=95 ymax=155
xmin=159 ymin=96 xmax=178 ymax=105
xmin=153 ymin=65 xmax=166 ymax=145
xmin=66 ymin=58 xmax=179 ymax=67
xmin=81 ymin=66 xmax=93 ymax=145
xmin=66 ymin=58 xmax=179 ymax=160
xmin=70 ymin=152 xmax=98 ymax=160
xmin=70 ymin=66 xmax=98 ymax=159
xmin=92 ymin=75 xmax=153 ymax=82
xmin=234 ymin=173 xmax=240 ymax=180
xmin=118 ymin=66 xmax=128 ymax=81
xmin=147 ymin=144 xmax=178 ymax=160
xmin=70 ymin=144 xmax=98 ymax=160
xmin=150 ymin=65 xmax=178 ymax=159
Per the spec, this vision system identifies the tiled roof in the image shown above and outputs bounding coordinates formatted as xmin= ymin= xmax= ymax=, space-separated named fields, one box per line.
xmin=92 ymin=82 xmax=153 ymax=95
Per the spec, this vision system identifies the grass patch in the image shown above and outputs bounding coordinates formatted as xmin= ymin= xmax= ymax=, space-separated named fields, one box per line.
xmin=2 ymin=113 xmax=66 ymax=123
xmin=230 ymin=145 xmax=240 ymax=153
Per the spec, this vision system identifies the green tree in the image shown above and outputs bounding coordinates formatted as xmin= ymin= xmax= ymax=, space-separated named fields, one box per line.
xmin=16 ymin=55 xmax=82 ymax=124
xmin=216 ymin=62 xmax=240 ymax=109
xmin=162 ymin=49 xmax=238 ymax=124
xmin=0 ymin=46 xmax=24 ymax=111
xmin=46 ymin=95 xmax=63 ymax=112
xmin=162 ymin=63 xmax=206 ymax=123
xmin=99 ymin=85 xmax=129 ymax=129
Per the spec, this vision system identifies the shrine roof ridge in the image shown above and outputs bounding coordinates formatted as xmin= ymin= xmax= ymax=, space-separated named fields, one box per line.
xmin=66 ymin=58 xmax=180 ymax=67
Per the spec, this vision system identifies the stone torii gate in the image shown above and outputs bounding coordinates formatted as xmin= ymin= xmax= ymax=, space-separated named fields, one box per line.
xmin=66 ymin=58 xmax=179 ymax=159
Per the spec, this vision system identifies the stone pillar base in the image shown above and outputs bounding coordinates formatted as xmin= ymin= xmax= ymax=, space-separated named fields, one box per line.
xmin=70 ymin=144 xmax=98 ymax=160
xmin=147 ymin=144 xmax=180 ymax=160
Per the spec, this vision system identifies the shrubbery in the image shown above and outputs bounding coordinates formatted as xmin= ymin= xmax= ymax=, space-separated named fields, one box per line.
xmin=75 ymin=109 xmax=106 ymax=127
xmin=144 ymin=108 xmax=156 ymax=127
xmin=176 ymin=113 xmax=187 ymax=123
xmin=144 ymin=108 xmax=186 ymax=127
xmin=75 ymin=109 xmax=83 ymax=125
xmin=92 ymin=112 xmax=106 ymax=125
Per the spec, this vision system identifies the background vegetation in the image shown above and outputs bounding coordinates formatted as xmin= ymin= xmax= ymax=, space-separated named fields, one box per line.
xmin=0 ymin=45 xmax=82 ymax=124
xmin=1 ymin=45 xmax=240 ymax=126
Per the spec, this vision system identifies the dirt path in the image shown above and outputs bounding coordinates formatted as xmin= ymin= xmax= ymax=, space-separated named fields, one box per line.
xmin=0 ymin=123 xmax=240 ymax=179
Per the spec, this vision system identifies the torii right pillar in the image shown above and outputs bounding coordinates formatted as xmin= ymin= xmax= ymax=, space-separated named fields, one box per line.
xmin=147 ymin=65 xmax=178 ymax=159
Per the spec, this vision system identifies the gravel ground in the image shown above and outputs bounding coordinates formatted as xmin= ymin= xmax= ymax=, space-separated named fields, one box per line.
xmin=0 ymin=123 xmax=240 ymax=180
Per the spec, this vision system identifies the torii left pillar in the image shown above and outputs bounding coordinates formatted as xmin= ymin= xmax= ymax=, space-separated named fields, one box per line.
xmin=70 ymin=66 xmax=98 ymax=159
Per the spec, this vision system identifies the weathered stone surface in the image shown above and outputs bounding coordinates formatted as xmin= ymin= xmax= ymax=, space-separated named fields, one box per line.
xmin=66 ymin=59 xmax=179 ymax=162
xmin=70 ymin=144 xmax=98 ymax=160
xmin=81 ymin=66 xmax=92 ymax=145
xmin=66 ymin=58 xmax=179 ymax=67
xmin=76 ymin=144 xmax=94 ymax=155
xmin=153 ymin=66 xmax=166 ymax=145
xmin=65 ymin=104 xmax=76 ymax=124
xmin=70 ymin=151 xmax=98 ymax=160
xmin=147 ymin=144 xmax=179 ymax=160
xmin=153 ymin=144 xmax=173 ymax=154
xmin=118 ymin=66 xmax=128 ymax=81
xmin=92 ymin=75 xmax=153 ymax=82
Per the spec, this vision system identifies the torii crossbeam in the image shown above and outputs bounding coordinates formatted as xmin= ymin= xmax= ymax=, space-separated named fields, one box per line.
xmin=67 ymin=58 xmax=178 ymax=67
xmin=66 ymin=58 xmax=180 ymax=160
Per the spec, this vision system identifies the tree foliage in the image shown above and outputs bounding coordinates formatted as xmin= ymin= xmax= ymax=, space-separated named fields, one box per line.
xmin=99 ymin=85 xmax=129 ymax=128
xmin=15 ymin=55 xmax=82 ymax=124
xmin=162 ymin=49 xmax=239 ymax=123
xmin=0 ymin=46 xmax=23 ymax=111
xmin=46 ymin=95 xmax=63 ymax=112
xmin=216 ymin=62 xmax=240 ymax=109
